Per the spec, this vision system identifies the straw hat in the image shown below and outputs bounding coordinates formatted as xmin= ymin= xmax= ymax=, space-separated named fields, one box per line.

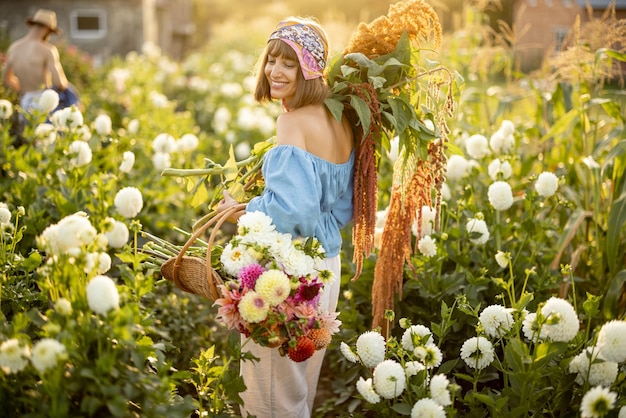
xmin=26 ymin=9 xmax=61 ymax=34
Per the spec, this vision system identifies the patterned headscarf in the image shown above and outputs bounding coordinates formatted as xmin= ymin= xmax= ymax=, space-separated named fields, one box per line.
xmin=268 ymin=20 xmax=327 ymax=80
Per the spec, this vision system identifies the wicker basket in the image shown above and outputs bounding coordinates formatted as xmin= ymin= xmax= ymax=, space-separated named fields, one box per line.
xmin=160 ymin=203 xmax=247 ymax=301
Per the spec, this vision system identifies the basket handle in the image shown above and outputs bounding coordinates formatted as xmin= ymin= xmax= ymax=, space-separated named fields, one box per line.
xmin=172 ymin=203 xmax=247 ymax=292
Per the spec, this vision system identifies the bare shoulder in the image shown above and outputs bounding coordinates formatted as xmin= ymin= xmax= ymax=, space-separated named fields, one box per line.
xmin=275 ymin=111 xmax=307 ymax=149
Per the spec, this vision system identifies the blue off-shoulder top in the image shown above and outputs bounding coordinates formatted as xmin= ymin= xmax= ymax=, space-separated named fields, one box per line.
xmin=246 ymin=145 xmax=354 ymax=257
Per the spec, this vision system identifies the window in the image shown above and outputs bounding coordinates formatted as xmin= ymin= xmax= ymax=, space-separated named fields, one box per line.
xmin=562 ymin=0 xmax=573 ymax=7
xmin=70 ymin=10 xmax=107 ymax=39
xmin=554 ymin=27 xmax=569 ymax=51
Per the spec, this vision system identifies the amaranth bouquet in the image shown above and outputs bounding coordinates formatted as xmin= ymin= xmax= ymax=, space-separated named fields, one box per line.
xmin=214 ymin=211 xmax=342 ymax=362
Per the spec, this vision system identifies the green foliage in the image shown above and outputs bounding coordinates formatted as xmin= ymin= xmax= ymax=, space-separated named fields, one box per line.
xmin=326 ymin=32 xmax=444 ymax=161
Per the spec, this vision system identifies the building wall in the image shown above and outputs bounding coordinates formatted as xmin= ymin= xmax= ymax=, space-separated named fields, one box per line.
xmin=513 ymin=0 xmax=582 ymax=72
xmin=513 ymin=0 xmax=626 ymax=72
xmin=0 ymin=0 xmax=194 ymax=65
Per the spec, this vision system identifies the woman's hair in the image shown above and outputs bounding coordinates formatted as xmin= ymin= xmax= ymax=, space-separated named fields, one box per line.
xmin=254 ymin=18 xmax=330 ymax=109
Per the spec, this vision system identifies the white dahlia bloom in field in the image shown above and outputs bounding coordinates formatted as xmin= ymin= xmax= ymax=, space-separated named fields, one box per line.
xmin=213 ymin=107 xmax=231 ymax=134
xmin=0 ymin=99 xmax=13 ymax=120
xmin=411 ymin=398 xmax=445 ymax=418
xmin=150 ymin=91 xmax=169 ymax=108
xmin=430 ymin=374 xmax=452 ymax=406
xmin=466 ymin=218 xmax=490 ymax=245
xmin=414 ymin=344 xmax=443 ymax=369
xmin=104 ymin=218 xmax=129 ymax=248
xmin=119 ymin=151 xmax=135 ymax=173
xmin=0 ymin=339 xmax=30 ymax=374
xmin=152 ymin=151 xmax=171 ymax=171
xmin=177 ymin=133 xmax=199 ymax=152
xmin=535 ymin=172 xmax=559 ymax=197
xmin=595 ymin=320 xmax=626 ymax=363
xmin=404 ymin=360 xmax=426 ymax=377
xmin=489 ymin=120 xmax=516 ymax=154
xmin=0 ymin=205 xmax=11 ymax=225
xmin=445 ymin=154 xmax=470 ymax=180
xmin=580 ymin=386 xmax=617 ymax=418
xmin=51 ymin=106 xmax=83 ymax=130
xmin=495 ymin=250 xmax=510 ymax=268
xmin=466 ymin=134 xmax=491 ymax=159
xmin=356 ymin=331 xmax=386 ymax=368
xmin=235 ymin=141 xmax=252 ymax=160
xmin=387 ymin=136 xmax=400 ymax=162
xmin=539 ymin=297 xmax=579 ymax=342
xmin=522 ymin=312 xmax=539 ymax=341
xmin=569 ymin=347 xmax=618 ymax=387
xmin=93 ymin=113 xmax=112 ymax=135
xmin=84 ymin=251 xmax=112 ymax=275
xmin=37 ymin=89 xmax=59 ymax=113
xmin=114 ymin=187 xmax=143 ymax=218
xmin=356 ymin=377 xmax=380 ymax=404
xmin=86 ymin=275 xmax=120 ymax=315
xmin=54 ymin=298 xmax=73 ymax=316
xmin=412 ymin=205 xmax=437 ymax=238
xmin=68 ymin=140 xmax=92 ymax=167
xmin=479 ymin=304 xmax=514 ymax=338
xmin=373 ymin=359 xmax=406 ymax=399
xmin=401 ymin=324 xmax=434 ymax=351
xmin=38 ymin=212 xmax=97 ymax=256
xmin=488 ymin=181 xmax=514 ymax=210
xmin=31 ymin=338 xmax=66 ymax=373
xmin=488 ymin=158 xmax=512 ymax=180
xmin=460 ymin=336 xmax=494 ymax=370
xmin=152 ymin=133 xmax=176 ymax=153
xmin=340 ymin=342 xmax=359 ymax=363
xmin=127 ymin=118 xmax=140 ymax=134
xmin=418 ymin=235 xmax=437 ymax=257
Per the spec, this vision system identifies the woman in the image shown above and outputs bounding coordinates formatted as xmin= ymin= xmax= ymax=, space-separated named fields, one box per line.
xmin=218 ymin=17 xmax=355 ymax=418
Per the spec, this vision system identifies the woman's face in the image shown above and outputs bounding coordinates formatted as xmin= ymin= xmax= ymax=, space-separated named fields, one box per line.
xmin=264 ymin=53 xmax=299 ymax=103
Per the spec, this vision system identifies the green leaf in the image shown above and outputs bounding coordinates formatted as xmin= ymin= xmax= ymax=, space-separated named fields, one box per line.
xmin=582 ymin=292 xmax=601 ymax=318
xmin=387 ymin=96 xmax=413 ymax=135
xmin=224 ymin=146 xmax=239 ymax=182
xmin=600 ymin=101 xmax=625 ymax=123
xmin=596 ymin=47 xmax=626 ymax=63
xmin=603 ymin=270 xmax=626 ymax=320
xmin=324 ymin=97 xmax=345 ymax=123
xmin=607 ymin=190 xmax=626 ymax=274
xmin=534 ymin=342 xmax=568 ymax=367
xmin=350 ymin=94 xmax=372 ymax=139
xmin=391 ymin=402 xmax=413 ymax=415
xmin=369 ymin=75 xmax=387 ymax=89
xmin=344 ymin=52 xmax=379 ymax=73
xmin=539 ymin=109 xmax=578 ymax=142
xmin=23 ymin=251 xmax=43 ymax=272
xmin=190 ymin=181 xmax=209 ymax=208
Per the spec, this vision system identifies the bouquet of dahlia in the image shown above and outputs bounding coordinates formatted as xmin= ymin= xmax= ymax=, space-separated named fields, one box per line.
xmin=213 ymin=210 xmax=342 ymax=362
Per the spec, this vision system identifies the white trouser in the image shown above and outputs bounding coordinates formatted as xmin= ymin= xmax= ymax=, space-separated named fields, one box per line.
xmin=239 ymin=255 xmax=341 ymax=418
xmin=20 ymin=90 xmax=44 ymax=113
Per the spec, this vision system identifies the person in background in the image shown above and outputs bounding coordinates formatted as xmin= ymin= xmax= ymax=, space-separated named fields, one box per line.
xmin=2 ymin=9 xmax=75 ymax=115
xmin=217 ymin=17 xmax=355 ymax=418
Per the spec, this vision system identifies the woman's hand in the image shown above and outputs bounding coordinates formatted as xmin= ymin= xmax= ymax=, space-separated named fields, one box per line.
xmin=217 ymin=190 xmax=238 ymax=211
xmin=217 ymin=191 xmax=241 ymax=222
